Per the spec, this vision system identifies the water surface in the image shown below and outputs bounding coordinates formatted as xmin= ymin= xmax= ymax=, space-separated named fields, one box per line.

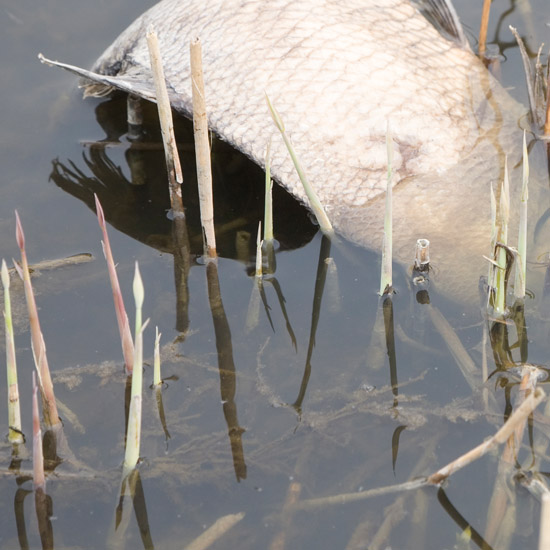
xmin=0 ymin=1 xmax=549 ymax=549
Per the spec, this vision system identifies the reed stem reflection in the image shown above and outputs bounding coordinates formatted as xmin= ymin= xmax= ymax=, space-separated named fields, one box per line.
xmin=292 ymin=234 xmax=332 ymax=414
xmin=206 ymin=261 xmax=247 ymax=481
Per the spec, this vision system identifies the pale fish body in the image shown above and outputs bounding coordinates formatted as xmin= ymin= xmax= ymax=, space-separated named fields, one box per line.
xmin=43 ymin=0 xmax=527 ymax=299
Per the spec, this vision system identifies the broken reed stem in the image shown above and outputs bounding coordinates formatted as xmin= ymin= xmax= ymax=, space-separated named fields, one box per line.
xmin=427 ymin=387 xmax=545 ymax=484
xmin=183 ymin=512 xmax=245 ymax=550
xmin=2 ymin=260 xmax=23 ymax=444
xmin=414 ymin=239 xmax=430 ymax=271
xmin=294 ymin=388 xmax=545 ymax=511
xmin=540 ymin=493 xmax=550 ymax=550
xmin=94 ymin=195 xmax=134 ymax=374
xmin=123 ymin=263 xmax=146 ymax=473
xmin=32 ymin=372 xmax=45 ymax=492
xmin=264 ymin=141 xmax=274 ymax=242
xmin=380 ymin=122 xmax=393 ymax=295
xmin=546 ymin=73 xmax=550 ymax=137
xmin=190 ymin=37 xmax=217 ymax=259
xmin=514 ymin=131 xmax=529 ymax=299
xmin=265 ymin=93 xmax=333 ymax=235
xmin=15 ymin=212 xmax=59 ymax=428
xmin=146 ymin=26 xmax=185 ymax=214
xmin=478 ymin=0 xmax=492 ymax=58
xmin=153 ymin=326 xmax=162 ymax=387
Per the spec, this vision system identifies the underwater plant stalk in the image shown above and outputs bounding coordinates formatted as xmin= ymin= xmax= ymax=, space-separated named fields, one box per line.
xmin=1 ymin=259 xmax=23 ymax=444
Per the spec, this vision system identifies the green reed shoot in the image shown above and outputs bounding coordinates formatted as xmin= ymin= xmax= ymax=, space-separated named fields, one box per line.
xmin=255 ymin=222 xmax=263 ymax=278
xmin=123 ymin=263 xmax=147 ymax=473
xmin=265 ymin=93 xmax=333 ymax=235
xmin=487 ymin=184 xmax=497 ymax=291
xmin=15 ymin=212 xmax=60 ymax=428
xmin=380 ymin=123 xmax=393 ymax=296
xmin=95 ymin=195 xmax=134 ymax=374
xmin=514 ymin=131 xmax=529 ymax=300
xmin=264 ymin=141 xmax=274 ymax=243
xmin=494 ymin=159 xmax=510 ymax=316
xmin=2 ymin=259 xmax=23 ymax=444
xmin=153 ymin=326 xmax=162 ymax=387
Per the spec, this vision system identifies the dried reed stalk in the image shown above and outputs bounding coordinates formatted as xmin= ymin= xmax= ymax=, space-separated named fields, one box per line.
xmin=478 ymin=0 xmax=492 ymax=58
xmin=190 ymin=37 xmax=217 ymax=259
xmin=146 ymin=25 xmax=184 ymax=214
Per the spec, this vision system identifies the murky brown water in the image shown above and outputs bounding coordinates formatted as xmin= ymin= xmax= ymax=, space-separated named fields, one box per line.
xmin=0 ymin=1 xmax=549 ymax=549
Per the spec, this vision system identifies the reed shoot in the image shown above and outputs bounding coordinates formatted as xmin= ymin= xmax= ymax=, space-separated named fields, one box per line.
xmin=255 ymin=222 xmax=263 ymax=278
xmin=32 ymin=371 xmax=45 ymax=492
xmin=95 ymin=195 xmax=134 ymax=374
xmin=15 ymin=212 xmax=60 ymax=428
xmin=264 ymin=141 xmax=274 ymax=242
xmin=379 ymin=123 xmax=393 ymax=296
xmin=514 ymin=131 xmax=529 ymax=299
xmin=2 ymin=259 xmax=23 ymax=444
xmin=123 ymin=263 xmax=147 ymax=472
xmin=493 ymin=159 xmax=510 ymax=316
xmin=153 ymin=326 xmax=162 ymax=387
xmin=265 ymin=93 xmax=333 ymax=235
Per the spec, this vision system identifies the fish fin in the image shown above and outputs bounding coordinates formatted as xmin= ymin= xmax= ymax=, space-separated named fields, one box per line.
xmin=38 ymin=53 xmax=157 ymax=101
xmin=411 ymin=0 xmax=469 ymax=49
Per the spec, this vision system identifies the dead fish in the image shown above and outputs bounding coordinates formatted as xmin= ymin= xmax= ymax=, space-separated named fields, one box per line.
xmin=40 ymin=0 xmax=528 ymax=301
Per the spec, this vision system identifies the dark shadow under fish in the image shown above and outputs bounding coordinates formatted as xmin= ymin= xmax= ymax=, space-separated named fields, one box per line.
xmin=40 ymin=0 xmax=533 ymax=301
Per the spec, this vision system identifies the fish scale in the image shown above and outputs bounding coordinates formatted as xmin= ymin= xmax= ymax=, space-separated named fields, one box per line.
xmin=41 ymin=0 xmax=528 ymax=300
